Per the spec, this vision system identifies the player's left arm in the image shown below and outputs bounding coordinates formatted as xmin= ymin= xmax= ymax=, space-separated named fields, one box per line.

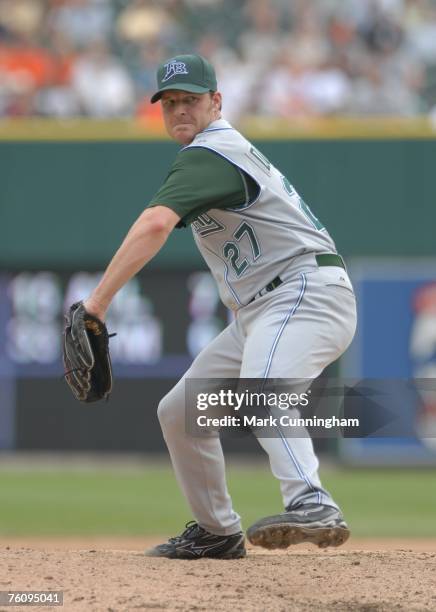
xmin=84 ymin=205 xmax=180 ymax=320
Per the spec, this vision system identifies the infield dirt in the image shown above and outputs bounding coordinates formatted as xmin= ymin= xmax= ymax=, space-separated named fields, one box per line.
xmin=1 ymin=538 xmax=436 ymax=611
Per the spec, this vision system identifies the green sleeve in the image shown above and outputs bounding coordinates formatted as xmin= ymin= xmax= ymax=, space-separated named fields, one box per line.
xmin=147 ymin=147 xmax=259 ymax=227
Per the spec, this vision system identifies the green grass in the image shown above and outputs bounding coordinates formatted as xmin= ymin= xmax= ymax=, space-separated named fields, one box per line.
xmin=0 ymin=465 xmax=435 ymax=538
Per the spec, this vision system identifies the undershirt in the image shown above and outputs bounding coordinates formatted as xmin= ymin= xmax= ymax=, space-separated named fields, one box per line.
xmin=148 ymin=147 xmax=259 ymax=227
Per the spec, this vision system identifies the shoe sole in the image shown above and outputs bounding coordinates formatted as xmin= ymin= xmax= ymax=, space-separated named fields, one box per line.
xmin=214 ymin=549 xmax=247 ymax=560
xmin=144 ymin=550 xmax=247 ymax=560
xmin=247 ymin=523 xmax=350 ymax=550
xmin=144 ymin=547 xmax=247 ymax=560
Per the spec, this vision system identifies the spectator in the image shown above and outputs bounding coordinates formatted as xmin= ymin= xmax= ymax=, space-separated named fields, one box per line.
xmin=304 ymin=59 xmax=352 ymax=115
xmin=197 ymin=33 xmax=261 ymax=124
xmin=0 ymin=31 xmax=54 ymax=115
xmin=359 ymin=7 xmax=404 ymax=54
xmin=0 ymin=37 xmax=54 ymax=89
xmin=405 ymin=1 xmax=436 ymax=65
xmin=348 ymin=59 xmax=421 ymax=115
xmin=134 ymin=42 xmax=165 ymax=128
xmin=132 ymin=43 xmax=163 ymax=96
xmin=0 ymin=0 xmax=44 ymax=40
xmin=71 ymin=40 xmax=134 ymax=116
xmin=35 ymin=33 xmax=79 ymax=116
xmin=0 ymin=0 xmax=434 ymax=118
xmin=257 ymin=54 xmax=319 ymax=117
xmin=289 ymin=3 xmax=331 ymax=69
xmin=47 ymin=0 xmax=113 ymax=49
xmin=116 ymin=0 xmax=176 ymax=44
xmin=239 ymin=0 xmax=285 ymax=67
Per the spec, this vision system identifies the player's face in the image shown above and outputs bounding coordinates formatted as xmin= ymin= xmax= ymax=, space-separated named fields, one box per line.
xmin=161 ymin=90 xmax=222 ymax=144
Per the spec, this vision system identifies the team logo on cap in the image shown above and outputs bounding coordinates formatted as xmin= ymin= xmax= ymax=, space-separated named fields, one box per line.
xmin=162 ymin=60 xmax=189 ymax=82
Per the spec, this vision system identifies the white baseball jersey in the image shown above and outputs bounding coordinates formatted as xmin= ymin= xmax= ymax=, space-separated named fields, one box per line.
xmin=184 ymin=119 xmax=337 ymax=310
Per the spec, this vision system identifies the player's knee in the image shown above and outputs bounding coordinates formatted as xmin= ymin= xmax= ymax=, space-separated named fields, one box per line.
xmin=157 ymin=392 xmax=182 ymax=431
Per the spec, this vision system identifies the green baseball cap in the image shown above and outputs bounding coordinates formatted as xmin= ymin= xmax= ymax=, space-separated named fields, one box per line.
xmin=151 ymin=54 xmax=217 ymax=104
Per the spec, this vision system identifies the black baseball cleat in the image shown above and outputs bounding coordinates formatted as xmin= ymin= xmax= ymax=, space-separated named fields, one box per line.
xmin=144 ymin=521 xmax=246 ymax=559
xmin=246 ymin=503 xmax=350 ymax=550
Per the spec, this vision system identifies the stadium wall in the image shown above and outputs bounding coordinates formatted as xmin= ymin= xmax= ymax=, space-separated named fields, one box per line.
xmin=1 ymin=126 xmax=436 ymax=268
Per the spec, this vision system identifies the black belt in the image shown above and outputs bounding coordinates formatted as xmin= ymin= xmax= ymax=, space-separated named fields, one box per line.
xmin=315 ymin=253 xmax=346 ymax=269
xmin=249 ymin=253 xmax=346 ymax=303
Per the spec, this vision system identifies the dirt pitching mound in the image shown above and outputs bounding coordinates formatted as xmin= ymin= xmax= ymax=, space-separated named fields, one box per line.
xmin=1 ymin=538 xmax=436 ymax=611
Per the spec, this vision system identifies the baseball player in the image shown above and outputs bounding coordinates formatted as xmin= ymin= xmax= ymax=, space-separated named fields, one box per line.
xmin=83 ymin=54 xmax=357 ymax=559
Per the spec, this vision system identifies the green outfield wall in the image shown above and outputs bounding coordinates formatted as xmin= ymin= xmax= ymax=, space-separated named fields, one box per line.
xmin=1 ymin=123 xmax=435 ymax=268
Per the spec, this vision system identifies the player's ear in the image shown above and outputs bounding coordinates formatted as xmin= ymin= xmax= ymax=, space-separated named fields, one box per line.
xmin=211 ymin=91 xmax=222 ymax=112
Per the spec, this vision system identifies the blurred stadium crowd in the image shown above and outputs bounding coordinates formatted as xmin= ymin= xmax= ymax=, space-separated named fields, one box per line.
xmin=1 ymin=0 xmax=436 ymax=123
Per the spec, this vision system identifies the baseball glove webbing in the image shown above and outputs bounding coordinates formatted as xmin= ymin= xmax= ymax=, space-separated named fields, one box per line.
xmin=63 ymin=301 xmax=115 ymax=403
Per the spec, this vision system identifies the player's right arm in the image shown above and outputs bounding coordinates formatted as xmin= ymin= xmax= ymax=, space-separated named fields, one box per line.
xmin=84 ymin=205 xmax=179 ymax=320
xmin=84 ymin=148 xmax=256 ymax=320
